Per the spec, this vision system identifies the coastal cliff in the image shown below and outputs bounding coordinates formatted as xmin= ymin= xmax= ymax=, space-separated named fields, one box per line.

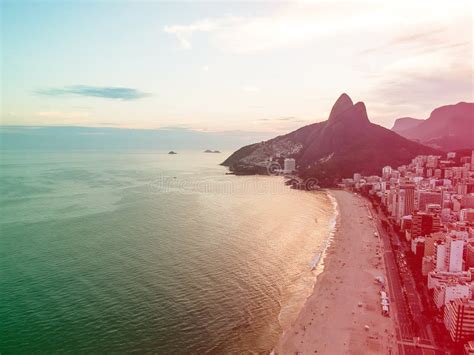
xmin=222 ymin=94 xmax=439 ymax=186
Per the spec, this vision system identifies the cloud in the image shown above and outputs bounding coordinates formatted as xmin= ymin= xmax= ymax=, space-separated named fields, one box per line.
xmin=366 ymin=65 xmax=473 ymax=127
xmin=164 ymin=14 xmax=332 ymax=53
xmin=253 ymin=116 xmax=310 ymax=133
xmin=242 ymin=85 xmax=260 ymax=93
xmin=164 ymin=19 xmax=225 ymax=49
xmin=164 ymin=1 xmax=472 ymax=55
xmin=163 ymin=5 xmax=344 ymax=53
xmin=98 ymin=122 xmax=120 ymax=126
xmin=361 ymin=27 xmax=469 ymax=55
xmin=36 ymin=85 xmax=150 ymax=100
xmin=375 ymin=67 xmax=473 ymax=106
xmin=257 ymin=116 xmax=299 ymax=122
xmin=37 ymin=111 xmax=90 ymax=118
xmin=162 ymin=2 xmax=400 ymax=53
xmin=158 ymin=124 xmax=193 ymax=131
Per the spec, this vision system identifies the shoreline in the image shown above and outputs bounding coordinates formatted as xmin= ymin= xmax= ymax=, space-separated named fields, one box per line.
xmin=272 ymin=189 xmax=339 ymax=342
xmin=273 ymin=189 xmax=397 ymax=354
xmin=308 ymin=190 xmax=338 ymax=276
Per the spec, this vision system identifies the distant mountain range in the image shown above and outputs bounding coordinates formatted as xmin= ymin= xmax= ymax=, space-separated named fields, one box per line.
xmin=391 ymin=102 xmax=473 ymax=151
xmin=222 ymin=94 xmax=439 ymax=187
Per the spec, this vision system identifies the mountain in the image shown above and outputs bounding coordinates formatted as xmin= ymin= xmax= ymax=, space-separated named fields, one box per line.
xmin=222 ymin=94 xmax=439 ymax=187
xmin=391 ymin=102 xmax=474 ymax=151
xmin=391 ymin=117 xmax=423 ymax=135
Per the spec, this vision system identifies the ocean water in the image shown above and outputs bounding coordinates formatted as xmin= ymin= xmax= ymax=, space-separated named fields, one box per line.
xmin=0 ymin=150 xmax=335 ymax=353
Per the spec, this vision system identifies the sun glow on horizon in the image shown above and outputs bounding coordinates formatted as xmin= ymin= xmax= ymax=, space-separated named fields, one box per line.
xmin=1 ymin=0 xmax=472 ymax=133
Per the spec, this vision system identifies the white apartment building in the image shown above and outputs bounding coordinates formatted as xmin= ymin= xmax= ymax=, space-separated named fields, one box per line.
xmin=283 ymin=158 xmax=296 ymax=173
xmin=433 ymin=283 xmax=470 ymax=309
xmin=435 ymin=237 xmax=464 ymax=273
xmin=428 ymin=270 xmax=472 ymax=290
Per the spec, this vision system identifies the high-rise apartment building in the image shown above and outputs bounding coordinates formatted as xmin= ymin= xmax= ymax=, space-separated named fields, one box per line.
xmin=401 ymin=184 xmax=415 ymax=215
xmin=283 ymin=158 xmax=296 ymax=173
xmin=435 ymin=237 xmax=464 ymax=273
xmin=444 ymin=298 xmax=474 ymax=342
xmin=417 ymin=191 xmax=442 ymax=211
xmin=471 ymin=150 xmax=474 ymax=171
xmin=411 ymin=211 xmax=441 ymax=239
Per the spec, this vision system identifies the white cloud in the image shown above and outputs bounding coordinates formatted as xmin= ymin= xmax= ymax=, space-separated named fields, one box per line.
xmin=163 ymin=2 xmax=371 ymax=53
xmin=164 ymin=13 xmax=339 ymax=53
xmin=164 ymin=18 xmax=228 ymax=49
xmin=164 ymin=1 xmax=472 ymax=55
xmin=242 ymin=86 xmax=260 ymax=93
xmin=37 ymin=111 xmax=90 ymax=118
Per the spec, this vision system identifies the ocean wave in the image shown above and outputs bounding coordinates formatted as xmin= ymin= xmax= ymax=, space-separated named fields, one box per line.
xmin=274 ymin=189 xmax=339 ymax=347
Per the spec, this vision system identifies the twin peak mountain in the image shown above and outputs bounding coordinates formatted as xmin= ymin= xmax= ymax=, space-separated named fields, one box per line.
xmin=222 ymin=93 xmax=438 ymax=187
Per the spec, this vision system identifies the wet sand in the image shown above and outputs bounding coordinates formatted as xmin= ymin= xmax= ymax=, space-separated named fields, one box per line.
xmin=274 ymin=189 xmax=397 ymax=354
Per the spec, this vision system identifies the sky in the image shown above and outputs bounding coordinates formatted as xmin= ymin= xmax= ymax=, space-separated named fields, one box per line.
xmin=1 ymin=0 xmax=473 ymax=135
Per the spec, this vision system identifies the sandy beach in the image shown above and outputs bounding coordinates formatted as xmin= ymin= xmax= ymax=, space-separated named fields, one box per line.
xmin=274 ymin=189 xmax=397 ymax=354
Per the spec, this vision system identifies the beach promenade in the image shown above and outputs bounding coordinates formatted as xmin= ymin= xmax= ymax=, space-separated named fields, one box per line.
xmin=275 ymin=189 xmax=397 ymax=354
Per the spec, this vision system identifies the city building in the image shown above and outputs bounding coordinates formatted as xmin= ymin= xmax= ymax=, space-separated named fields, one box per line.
xmin=428 ymin=270 xmax=473 ymax=290
xmin=444 ymin=298 xmax=474 ymax=342
xmin=461 ymin=209 xmax=474 ymax=223
xmin=464 ymin=341 xmax=474 ymax=354
xmin=417 ymin=191 xmax=443 ymax=211
xmin=283 ymin=158 xmax=296 ymax=174
xmin=466 ymin=242 xmax=474 ymax=269
xmin=427 ymin=155 xmax=439 ymax=168
xmin=434 ymin=236 xmax=464 ymax=273
xmin=411 ymin=211 xmax=441 ymax=239
xmin=353 ymin=172 xmax=362 ymax=183
xmin=433 ymin=283 xmax=470 ymax=309
xmin=347 ymin=150 xmax=474 ymax=347
xmin=382 ymin=166 xmax=392 ymax=179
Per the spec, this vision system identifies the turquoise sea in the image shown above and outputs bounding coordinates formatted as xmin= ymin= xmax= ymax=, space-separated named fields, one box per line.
xmin=0 ymin=150 xmax=335 ymax=353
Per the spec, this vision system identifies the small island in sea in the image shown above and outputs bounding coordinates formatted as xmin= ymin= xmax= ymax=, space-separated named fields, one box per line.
xmin=168 ymin=151 xmax=177 ymax=155
xmin=204 ymin=149 xmax=221 ymax=153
